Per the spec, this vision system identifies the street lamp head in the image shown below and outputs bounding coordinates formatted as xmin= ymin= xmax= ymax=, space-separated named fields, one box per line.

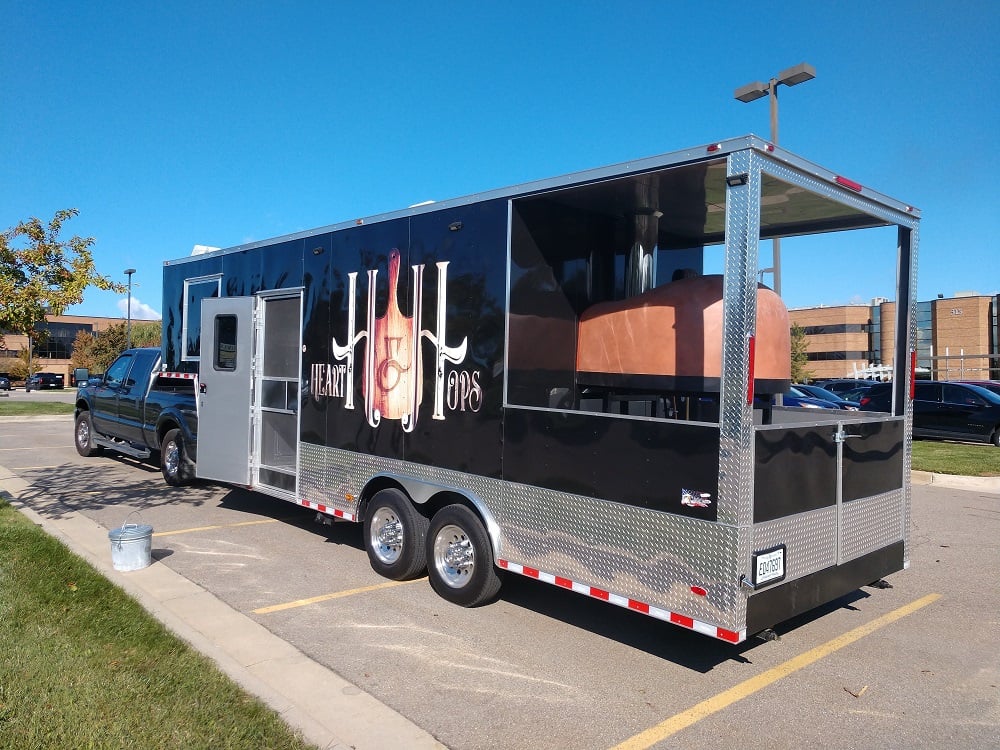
xmin=734 ymin=81 xmax=769 ymax=103
xmin=777 ymin=62 xmax=816 ymax=87
xmin=125 ymin=268 xmax=136 ymax=276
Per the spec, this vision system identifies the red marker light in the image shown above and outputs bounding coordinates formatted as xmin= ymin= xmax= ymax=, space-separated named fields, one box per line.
xmin=690 ymin=586 xmax=708 ymax=597
xmin=707 ymin=143 xmax=722 ymax=152
xmin=746 ymin=335 xmax=756 ymax=404
xmin=835 ymin=175 xmax=863 ymax=192
xmin=910 ymin=350 xmax=917 ymax=399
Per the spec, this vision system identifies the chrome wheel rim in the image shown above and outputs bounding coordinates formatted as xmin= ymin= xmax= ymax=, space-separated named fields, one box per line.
xmin=370 ymin=507 xmax=404 ymax=565
xmin=76 ymin=419 xmax=90 ymax=448
xmin=432 ymin=524 xmax=474 ymax=588
xmin=164 ymin=441 xmax=179 ymax=476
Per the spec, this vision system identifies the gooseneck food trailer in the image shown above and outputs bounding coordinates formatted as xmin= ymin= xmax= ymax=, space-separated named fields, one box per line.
xmin=161 ymin=135 xmax=920 ymax=643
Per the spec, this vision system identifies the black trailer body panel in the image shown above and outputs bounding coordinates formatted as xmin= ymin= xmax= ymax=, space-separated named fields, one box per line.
xmin=161 ymin=136 xmax=920 ymax=643
xmin=504 ymin=407 xmax=720 ymax=521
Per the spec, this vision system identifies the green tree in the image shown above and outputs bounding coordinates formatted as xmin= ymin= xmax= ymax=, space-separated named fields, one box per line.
xmin=790 ymin=323 xmax=813 ymax=383
xmin=0 ymin=209 xmax=124 ymax=346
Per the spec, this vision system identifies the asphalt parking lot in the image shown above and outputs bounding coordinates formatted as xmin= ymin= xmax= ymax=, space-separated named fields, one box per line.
xmin=1 ymin=414 xmax=998 ymax=749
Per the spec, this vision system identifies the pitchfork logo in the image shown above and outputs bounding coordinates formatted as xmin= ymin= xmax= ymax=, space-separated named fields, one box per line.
xmin=327 ymin=249 xmax=470 ymax=432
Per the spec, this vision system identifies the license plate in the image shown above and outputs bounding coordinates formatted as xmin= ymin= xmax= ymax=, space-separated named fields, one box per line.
xmin=752 ymin=545 xmax=786 ymax=587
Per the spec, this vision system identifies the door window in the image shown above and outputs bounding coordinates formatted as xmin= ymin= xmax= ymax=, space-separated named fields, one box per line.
xmin=214 ymin=315 xmax=238 ymax=371
xmin=104 ymin=354 xmax=133 ymax=388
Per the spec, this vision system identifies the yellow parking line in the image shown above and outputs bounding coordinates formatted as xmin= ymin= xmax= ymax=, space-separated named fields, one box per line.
xmin=152 ymin=518 xmax=283 ymax=537
xmin=611 ymin=592 xmax=941 ymax=750
xmin=254 ymin=578 xmax=427 ymax=614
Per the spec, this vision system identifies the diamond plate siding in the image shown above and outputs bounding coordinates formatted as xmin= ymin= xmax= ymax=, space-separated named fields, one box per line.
xmin=752 ymin=506 xmax=837 ymax=580
xmin=499 ymin=482 xmax=742 ymax=630
xmin=297 ymin=442 xmax=745 ymax=630
xmin=902 ymin=227 xmax=918 ymax=566
xmin=718 ymin=148 xmax=760 ymax=532
xmin=841 ymin=490 xmax=905 ymax=563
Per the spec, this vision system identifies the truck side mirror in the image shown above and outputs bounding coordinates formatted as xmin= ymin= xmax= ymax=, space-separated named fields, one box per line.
xmin=73 ymin=368 xmax=89 ymax=387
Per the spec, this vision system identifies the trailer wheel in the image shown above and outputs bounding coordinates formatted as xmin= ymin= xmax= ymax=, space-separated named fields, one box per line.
xmin=426 ymin=504 xmax=501 ymax=607
xmin=74 ymin=411 xmax=102 ymax=457
xmin=364 ymin=489 xmax=428 ymax=580
xmin=161 ymin=428 xmax=195 ymax=486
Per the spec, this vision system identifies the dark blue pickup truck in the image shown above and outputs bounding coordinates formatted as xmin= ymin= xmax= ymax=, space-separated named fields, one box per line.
xmin=73 ymin=348 xmax=199 ymax=485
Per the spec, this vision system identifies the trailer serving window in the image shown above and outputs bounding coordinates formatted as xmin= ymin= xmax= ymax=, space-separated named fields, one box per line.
xmin=508 ymin=158 xmax=733 ymax=421
xmin=506 ymin=151 xmax=914 ymax=424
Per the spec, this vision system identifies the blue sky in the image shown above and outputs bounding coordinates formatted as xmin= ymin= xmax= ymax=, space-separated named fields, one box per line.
xmin=3 ymin=1 xmax=998 ymax=320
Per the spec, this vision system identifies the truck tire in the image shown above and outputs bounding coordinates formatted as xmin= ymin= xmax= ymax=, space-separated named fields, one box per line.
xmin=991 ymin=428 xmax=1000 ymax=448
xmin=74 ymin=411 xmax=103 ymax=457
xmin=364 ymin=489 xmax=428 ymax=580
xmin=161 ymin=428 xmax=195 ymax=486
xmin=426 ymin=504 xmax=501 ymax=607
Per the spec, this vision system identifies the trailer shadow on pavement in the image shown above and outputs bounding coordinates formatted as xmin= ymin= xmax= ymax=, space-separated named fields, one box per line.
xmin=496 ymin=569 xmax=873 ymax=670
xmin=10 ymin=458 xmax=877 ymax=674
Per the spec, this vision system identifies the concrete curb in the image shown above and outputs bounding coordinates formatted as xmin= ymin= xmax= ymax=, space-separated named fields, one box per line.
xmin=911 ymin=469 xmax=1000 ymax=492
xmin=0 ymin=470 xmax=445 ymax=750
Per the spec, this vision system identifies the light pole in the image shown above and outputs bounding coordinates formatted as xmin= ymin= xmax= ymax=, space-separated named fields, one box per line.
xmin=124 ymin=268 xmax=136 ymax=349
xmin=734 ymin=62 xmax=816 ymax=296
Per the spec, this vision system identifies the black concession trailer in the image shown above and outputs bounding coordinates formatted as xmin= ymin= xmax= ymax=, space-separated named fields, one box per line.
xmin=162 ymin=135 xmax=919 ymax=643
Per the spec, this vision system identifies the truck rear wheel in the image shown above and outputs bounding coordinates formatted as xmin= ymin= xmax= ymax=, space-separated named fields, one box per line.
xmin=426 ymin=504 xmax=501 ymax=607
xmin=74 ymin=411 xmax=102 ymax=457
xmin=364 ymin=489 xmax=428 ymax=580
xmin=161 ymin=428 xmax=195 ymax=486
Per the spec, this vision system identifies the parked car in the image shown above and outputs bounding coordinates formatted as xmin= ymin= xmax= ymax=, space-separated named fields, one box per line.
xmin=859 ymin=381 xmax=1000 ymax=446
xmin=779 ymin=387 xmax=841 ymax=409
xmin=25 ymin=372 xmax=65 ymax=391
xmin=955 ymin=380 xmax=1000 ymax=397
xmin=0 ymin=375 xmax=10 ymax=391
xmin=792 ymin=383 xmax=860 ymax=410
xmin=814 ymin=378 xmax=882 ymax=395
xmin=838 ymin=384 xmax=874 ymax=403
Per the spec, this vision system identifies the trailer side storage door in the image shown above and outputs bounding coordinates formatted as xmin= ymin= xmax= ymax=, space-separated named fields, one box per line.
xmin=198 ymin=296 xmax=255 ymax=484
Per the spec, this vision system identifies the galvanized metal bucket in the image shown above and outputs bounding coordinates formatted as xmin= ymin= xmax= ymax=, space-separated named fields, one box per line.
xmin=108 ymin=514 xmax=153 ymax=571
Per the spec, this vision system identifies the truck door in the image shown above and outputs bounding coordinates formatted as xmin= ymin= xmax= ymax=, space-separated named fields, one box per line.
xmin=116 ymin=349 xmax=160 ymax=443
xmin=90 ymin=352 xmax=135 ymax=436
xmin=198 ymin=297 xmax=255 ymax=484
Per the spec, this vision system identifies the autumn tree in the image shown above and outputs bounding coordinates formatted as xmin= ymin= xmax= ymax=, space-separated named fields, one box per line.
xmin=0 ymin=209 xmax=124 ymax=346
xmin=71 ymin=321 xmax=161 ymax=374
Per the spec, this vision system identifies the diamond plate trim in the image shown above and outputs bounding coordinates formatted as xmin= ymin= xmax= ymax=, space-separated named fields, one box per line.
xmin=752 ymin=506 xmax=837 ymax=581
xmin=500 ymin=482 xmax=743 ymax=631
xmin=297 ymin=441 xmax=746 ymax=632
xmin=841 ymin=490 xmax=905 ymax=563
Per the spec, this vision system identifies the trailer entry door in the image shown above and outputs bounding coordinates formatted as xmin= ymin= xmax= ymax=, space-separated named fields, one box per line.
xmin=253 ymin=294 xmax=302 ymax=496
xmin=198 ymin=296 xmax=255 ymax=484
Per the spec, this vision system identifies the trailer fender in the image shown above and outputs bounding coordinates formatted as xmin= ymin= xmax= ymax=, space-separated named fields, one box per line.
xmin=366 ymin=473 xmax=502 ymax=561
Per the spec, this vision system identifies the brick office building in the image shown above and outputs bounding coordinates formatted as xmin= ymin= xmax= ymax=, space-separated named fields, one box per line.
xmin=0 ymin=315 xmax=122 ymax=384
xmin=790 ymin=293 xmax=999 ymax=382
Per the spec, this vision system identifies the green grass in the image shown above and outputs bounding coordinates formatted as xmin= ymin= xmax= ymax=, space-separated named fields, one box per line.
xmin=0 ymin=498 xmax=316 ymax=750
xmin=912 ymin=439 xmax=1000 ymax=476
xmin=0 ymin=401 xmax=75 ymax=416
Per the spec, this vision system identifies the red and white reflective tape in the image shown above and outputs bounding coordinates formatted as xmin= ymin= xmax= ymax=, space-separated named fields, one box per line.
xmin=498 ymin=559 xmax=745 ymax=644
xmin=298 ymin=498 xmax=356 ymax=522
xmin=159 ymin=371 xmax=198 ymax=380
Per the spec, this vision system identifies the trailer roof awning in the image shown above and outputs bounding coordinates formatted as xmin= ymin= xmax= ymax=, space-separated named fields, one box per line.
xmin=517 ymin=158 xmax=892 ymax=249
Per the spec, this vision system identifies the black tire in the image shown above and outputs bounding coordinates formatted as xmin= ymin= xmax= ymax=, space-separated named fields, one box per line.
xmin=991 ymin=428 xmax=1000 ymax=448
xmin=426 ymin=504 xmax=501 ymax=607
xmin=74 ymin=411 xmax=102 ymax=457
xmin=160 ymin=427 xmax=195 ymax=486
xmin=363 ymin=489 xmax=428 ymax=580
